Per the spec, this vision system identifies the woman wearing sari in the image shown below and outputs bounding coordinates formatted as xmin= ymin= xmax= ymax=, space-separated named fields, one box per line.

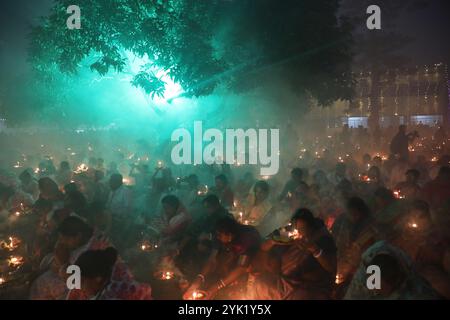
xmin=67 ymin=247 xmax=152 ymax=300
xmin=344 ymin=241 xmax=440 ymax=299
xmin=29 ymin=216 xmax=138 ymax=299
xmin=331 ymin=197 xmax=379 ymax=294
xmin=250 ymin=208 xmax=337 ymax=300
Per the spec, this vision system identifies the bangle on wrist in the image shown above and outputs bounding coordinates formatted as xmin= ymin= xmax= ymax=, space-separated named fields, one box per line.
xmin=217 ymin=279 xmax=226 ymax=290
xmin=197 ymin=274 xmax=205 ymax=283
xmin=313 ymin=248 xmax=323 ymax=258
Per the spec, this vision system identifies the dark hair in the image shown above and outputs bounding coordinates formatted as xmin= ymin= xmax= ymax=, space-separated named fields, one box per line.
xmin=410 ymin=200 xmax=430 ymax=219
xmin=291 ymin=208 xmax=324 ymax=230
xmin=38 ymin=177 xmax=59 ymax=191
xmin=368 ymin=166 xmax=381 ymax=176
xmin=75 ymin=247 xmax=117 ymax=280
xmin=161 ymin=194 xmax=180 ymax=209
xmin=34 ymin=198 xmax=53 ymax=211
xmin=203 ymin=194 xmax=221 ymax=207
xmin=64 ymin=182 xmax=78 ymax=194
xmin=411 ymin=199 xmax=428 ymax=212
xmin=58 ymin=216 xmax=93 ymax=239
xmin=254 ymin=180 xmax=269 ymax=193
xmin=65 ymin=190 xmax=87 ymax=212
xmin=215 ymin=216 xmax=239 ymax=235
xmin=19 ymin=170 xmax=32 ymax=181
xmin=60 ymin=161 xmax=70 ymax=170
xmin=370 ymin=253 xmax=405 ymax=287
xmin=110 ymin=173 xmax=123 ymax=182
xmin=406 ymin=169 xmax=420 ymax=179
xmin=336 ymin=178 xmax=352 ymax=192
xmin=346 ymin=197 xmax=371 ymax=218
xmin=215 ymin=174 xmax=228 ymax=185
xmin=186 ymin=174 xmax=199 ymax=187
xmin=438 ymin=166 xmax=450 ymax=179
xmin=291 ymin=168 xmax=303 ymax=179
xmin=374 ymin=187 xmax=395 ymax=203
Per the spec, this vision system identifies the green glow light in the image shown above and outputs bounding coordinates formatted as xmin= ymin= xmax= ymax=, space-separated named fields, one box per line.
xmin=125 ymin=51 xmax=183 ymax=104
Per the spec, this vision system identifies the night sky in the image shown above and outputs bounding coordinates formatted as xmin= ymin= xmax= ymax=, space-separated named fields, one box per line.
xmin=0 ymin=0 xmax=449 ymax=90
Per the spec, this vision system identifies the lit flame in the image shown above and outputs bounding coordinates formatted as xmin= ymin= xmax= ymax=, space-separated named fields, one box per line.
xmin=8 ymin=255 xmax=24 ymax=268
xmin=75 ymin=163 xmax=89 ymax=173
xmin=191 ymin=290 xmax=205 ymax=300
xmin=197 ymin=185 xmax=208 ymax=196
xmin=140 ymin=241 xmax=157 ymax=252
xmin=1 ymin=236 xmax=20 ymax=251
xmin=288 ymin=229 xmax=300 ymax=240
xmin=242 ymin=219 xmax=256 ymax=226
xmin=393 ymin=190 xmax=404 ymax=199
xmin=162 ymin=271 xmax=174 ymax=280
xmin=408 ymin=221 xmax=418 ymax=229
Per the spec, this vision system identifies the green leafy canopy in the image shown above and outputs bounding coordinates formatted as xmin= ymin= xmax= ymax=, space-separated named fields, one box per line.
xmin=29 ymin=0 xmax=354 ymax=105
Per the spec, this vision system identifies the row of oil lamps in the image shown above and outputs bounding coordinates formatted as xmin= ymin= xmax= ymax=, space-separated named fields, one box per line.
xmin=0 ymin=236 xmax=25 ymax=286
xmin=153 ymin=270 xmax=206 ymax=300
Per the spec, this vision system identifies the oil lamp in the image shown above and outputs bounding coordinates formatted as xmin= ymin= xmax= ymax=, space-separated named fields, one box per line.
xmin=8 ymin=255 xmax=24 ymax=268
xmin=189 ymin=290 xmax=206 ymax=300
xmin=0 ymin=236 xmax=21 ymax=251
xmin=154 ymin=270 xmax=175 ymax=280
xmin=140 ymin=240 xmax=157 ymax=252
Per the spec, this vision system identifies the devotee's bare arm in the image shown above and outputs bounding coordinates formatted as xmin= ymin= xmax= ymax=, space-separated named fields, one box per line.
xmin=295 ymin=238 xmax=337 ymax=274
xmin=207 ymin=265 xmax=247 ymax=298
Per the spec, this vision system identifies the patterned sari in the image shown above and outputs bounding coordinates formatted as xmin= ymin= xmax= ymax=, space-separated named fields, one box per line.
xmin=29 ymin=230 xmax=142 ymax=300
